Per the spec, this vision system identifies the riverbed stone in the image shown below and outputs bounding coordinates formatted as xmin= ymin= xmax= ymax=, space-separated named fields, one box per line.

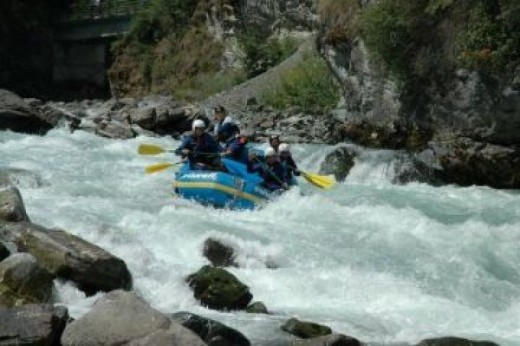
xmin=0 ymin=253 xmax=54 ymax=307
xmin=292 ymin=333 xmax=360 ymax=346
xmin=170 ymin=311 xmax=250 ymax=346
xmin=0 ymin=89 xmax=53 ymax=134
xmin=281 ymin=318 xmax=332 ymax=339
xmin=319 ymin=147 xmax=357 ymax=182
xmin=186 ymin=265 xmax=252 ymax=310
xmin=416 ymin=337 xmax=499 ymax=346
xmin=61 ymin=290 xmax=172 ymax=346
xmin=0 ymin=187 xmax=30 ymax=222
xmin=0 ymin=304 xmax=68 ymax=345
xmin=0 ymin=221 xmax=132 ymax=295
xmin=203 ymin=238 xmax=237 ymax=268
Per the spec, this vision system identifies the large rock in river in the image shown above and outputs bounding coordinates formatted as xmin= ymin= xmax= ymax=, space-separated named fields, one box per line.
xmin=0 ymin=221 xmax=132 ymax=295
xmin=62 ymin=290 xmax=206 ymax=346
xmin=0 ymin=304 xmax=68 ymax=345
xmin=0 ymin=253 xmax=54 ymax=307
xmin=0 ymin=89 xmax=53 ymax=134
xmin=0 ymin=187 xmax=30 ymax=222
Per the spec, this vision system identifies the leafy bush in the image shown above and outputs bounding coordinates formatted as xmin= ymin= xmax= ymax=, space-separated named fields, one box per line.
xmin=240 ymin=32 xmax=300 ymax=78
xmin=261 ymin=53 xmax=340 ymax=112
xmin=457 ymin=1 xmax=520 ymax=72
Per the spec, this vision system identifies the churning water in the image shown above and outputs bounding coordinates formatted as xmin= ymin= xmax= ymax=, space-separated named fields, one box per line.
xmin=1 ymin=129 xmax=520 ymax=345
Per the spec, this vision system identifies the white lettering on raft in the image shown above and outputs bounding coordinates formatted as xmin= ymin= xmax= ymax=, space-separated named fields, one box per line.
xmin=183 ymin=173 xmax=218 ymax=181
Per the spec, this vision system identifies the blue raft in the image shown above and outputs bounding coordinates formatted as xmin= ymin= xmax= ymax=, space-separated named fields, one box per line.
xmin=173 ymin=159 xmax=274 ymax=210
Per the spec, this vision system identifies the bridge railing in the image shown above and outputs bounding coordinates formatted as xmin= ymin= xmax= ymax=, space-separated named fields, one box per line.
xmin=66 ymin=0 xmax=151 ymax=21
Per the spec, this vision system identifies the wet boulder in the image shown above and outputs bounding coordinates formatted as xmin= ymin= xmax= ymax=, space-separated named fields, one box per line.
xmin=319 ymin=147 xmax=357 ymax=182
xmin=0 ymin=221 xmax=132 ymax=295
xmin=0 ymin=253 xmax=54 ymax=306
xmin=0 ymin=242 xmax=9 ymax=262
xmin=186 ymin=265 xmax=252 ymax=311
xmin=0 ymin=304 xmax=68 ymax=345
xmin=128 ymin=107 xmax=157 ymax=130
xmin=281 ymin=318 xmax=332 ymax=339
xmin=95 ymin=119 xmax=136 ymax=139
xmin=203 ymin=238 xmax=237 ymax=268
xmin=171 ymin=311 xmax=250 ymax=346
xmin=416 ymin=337 xmax=498 ymax=346
xmin=0 ymin=168 xmax=44 ymax=188
xmin=246 ymin=301 xmax=268 ymax=314
xmin=61 ymin=290 xmax=205 ymax=346
xmin=0 ymin=187 xmax=30 ymax=222
xmin=0 ymin=89 xmax=53 ymax=134
xmin=292 ymin=333 xmax=360 ymax=346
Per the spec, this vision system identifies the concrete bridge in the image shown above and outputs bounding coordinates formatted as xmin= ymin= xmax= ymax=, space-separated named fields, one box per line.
xmin=53 ymin=0 xmax=148 ymax=92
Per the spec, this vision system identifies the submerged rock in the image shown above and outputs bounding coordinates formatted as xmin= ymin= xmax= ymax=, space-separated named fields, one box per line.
xmin=281 ymin=318 xmax=332 ymax=339
xmin=0 ymin=168 xmax=44 ymax=189
xmin=246 ymin=301 xmax=268 ymax=314
xmin=171 ymin=311 xmax=250 ymax=346
xmin=186 ymin=265 xmax=252 ymax=311
xmin=319 ymin=147 xmax=357 ymax=182
xmin=416 ymin=336 xmax=498 ymax=346
xmin=203 ymin=238 xmax=237 ymax=268
xmin=292 ymin=333 xmax=360 ymax=346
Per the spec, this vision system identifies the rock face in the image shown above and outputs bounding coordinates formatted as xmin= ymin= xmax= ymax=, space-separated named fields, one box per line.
xmin=0 ymin=89 xmax=53 ymax=134
xmin=186 ymin=265 xmax=252 ymax=311
xmin=0 ymin=187 xmax=30 ymax=222
xmin=61 ymin=290 xmax=206 ymax=346
xmin=0 ymin=253 xmax=54 ymax=306
xmin=0 ymin=221 xmax=132 ymax=295
xmin=318 ymin=2 xmax=520 ymax=188
xmin=0 ymin=304 xmax=68 ymax=346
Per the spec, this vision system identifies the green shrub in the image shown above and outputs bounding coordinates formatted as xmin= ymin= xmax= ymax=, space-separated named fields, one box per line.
xmin=261 ymin=53 xmax=340 ymax=112
xmin=240 ymin=32 xmax=300 ymax=78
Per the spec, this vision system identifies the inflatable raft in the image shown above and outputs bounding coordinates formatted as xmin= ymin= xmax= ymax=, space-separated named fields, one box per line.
xmin=173 ymin=159 xmax=273 ymax=210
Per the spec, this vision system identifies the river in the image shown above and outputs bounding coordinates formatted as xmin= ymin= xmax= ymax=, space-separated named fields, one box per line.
xmin=1 ymin=128 xmax=519 ymax=345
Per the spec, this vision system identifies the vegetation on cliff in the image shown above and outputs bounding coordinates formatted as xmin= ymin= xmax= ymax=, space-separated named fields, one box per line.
xmin=320 ymin=0 xmax=520 ymax=87
xmin=109 ymin=0 xmax=301 ymax=100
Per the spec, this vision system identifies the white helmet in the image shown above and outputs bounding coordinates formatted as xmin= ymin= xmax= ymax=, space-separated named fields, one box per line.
xmin=279 ymin=143 xmax=290 ymax=153
xmin=265 ymin=147 xmax=277 ymax=157
xmin=192 ymin=119 xmax=206 ymax=129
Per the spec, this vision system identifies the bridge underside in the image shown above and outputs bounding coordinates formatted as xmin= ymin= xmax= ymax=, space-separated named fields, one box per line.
xmin=52 ymin=16 xmax=131 ymax=94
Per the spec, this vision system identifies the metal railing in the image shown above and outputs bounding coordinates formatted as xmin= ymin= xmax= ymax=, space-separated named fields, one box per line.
xmin=66 ymin=0 xmax=151 ymax=21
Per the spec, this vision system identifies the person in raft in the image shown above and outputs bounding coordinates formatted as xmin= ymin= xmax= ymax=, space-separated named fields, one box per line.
xmin=213 ymin=105 xmax=240 ymax=147
xmin=248 ymin=147 xmax=289 ymax=192
xmin=278 ymin=143 xmax=300 ymax=184
xmin=175 ymin=119 xmax=222 ymax=170
xmin=221 ymin=132 xmax=250 ymax=165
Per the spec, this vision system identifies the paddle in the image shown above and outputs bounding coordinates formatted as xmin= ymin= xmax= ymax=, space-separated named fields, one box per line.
xmin=299 ymin=171 xmax=335 ymax=190
xmin=252 ymin=157 xmax=288 ymax=190
xmin=145 ymin=162 xmax=183 ymax=174
xmin=138 ymin=144 xmax=174 ymax=155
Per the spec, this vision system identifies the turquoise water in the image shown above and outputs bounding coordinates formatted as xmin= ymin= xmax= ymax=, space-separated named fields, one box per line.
xmin=1 ymin=129 xmax=519 ymax=345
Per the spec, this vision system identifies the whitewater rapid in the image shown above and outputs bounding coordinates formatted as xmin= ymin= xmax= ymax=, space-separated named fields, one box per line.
xmin=1 ymin=128 xmax=520 ymax=345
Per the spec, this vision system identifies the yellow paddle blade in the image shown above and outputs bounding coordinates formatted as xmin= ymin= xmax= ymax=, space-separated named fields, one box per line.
xmin=138 ymin=144 xmax=167 ymax=155
xmin=302 ymin=172 xmax=335 ymax=190
xmin=145 ymin=162 xmax=176 ymax=174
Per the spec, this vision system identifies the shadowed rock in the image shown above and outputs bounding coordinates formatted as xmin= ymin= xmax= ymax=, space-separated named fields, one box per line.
xmin=0 ymin=221 xmax=132 ymax=295
xmin=171 ymin=311 xmax=250 ymax=346
xmin=186 ymin=265 xmax=252 ymax=311
xmin=281 ymin=318 xmax=332 ymax=339
xmin=0 ymin=187 xmax=30 ymax=222
xmin=203 ymin=238 xmax=237 ymax=268
xmin=319 ymin=147 xmax=356 ymax=182
xmin=246 ymin=301 xmax=268 ymax=314
xmin=416 ymin=337 xmax=499 ymax=346
xmin=0 ymin=253 xmax=54 ymax=306
xmin=0 ymin=89 xmax=53 ymax=134
xmin=292 ymin=333 xmax=361 ymax=346
xmin=0 ymin=304 xmax=68 ymax=345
